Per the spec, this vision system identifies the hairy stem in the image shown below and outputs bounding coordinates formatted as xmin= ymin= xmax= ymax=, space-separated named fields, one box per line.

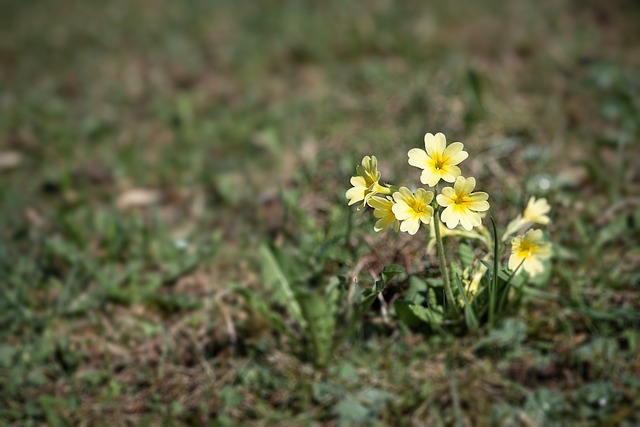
xmin=434 ymin=210 xmax=458 ymax=314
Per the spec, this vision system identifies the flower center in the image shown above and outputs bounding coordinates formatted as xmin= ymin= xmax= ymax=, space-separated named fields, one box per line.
xmin=518 ymin=242 xmax=532 ymax=258
xmin=409 ymin=199 xmax=426 ymax=214
xmin=434 ymin=161 xmax=443 ymax=170
xmin=454 ymin=196 xmax=465 ymax=205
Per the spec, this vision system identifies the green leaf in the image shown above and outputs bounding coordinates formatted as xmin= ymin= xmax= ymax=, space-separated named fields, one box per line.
xmin=313 ymin=382 xmax=345 ymax=404
xmin=373 ymin=279 xmax=385 ymax=293
xmin=38 ymin=396 xmax=72 ymax=427
xmin=481 ymin=260 xmax=512 ymax=282
xmin=394 ymin=300 xmax=423 ymax=328
xmin=396 ymin=300 xmax=444 ymax=327
xmin=381 ymin=264 xmax=405 ymax=285
xmin=260 ymin=243 xmax=305 ymax=327
xmin=232 ymin=286 xmax=298 ymax=343
xmin=474 ymin=318 xmax=526 ymax=352
xmin=405 ymin=276 xmax=427 ymax=304
xmin=412 ymin=304 xmax=444 ymax=326
xmin=333 ymin=396 xmax=369 ymax=425
xmin=220 ymin=386 xmax=243 ymax=408
xmin=297 ymin=291 xmax=336 ymax=367
xmin=457 ymin=243 xmax=475 ymax=269
xmin=356 ymin=388 xmax=394 ymax=412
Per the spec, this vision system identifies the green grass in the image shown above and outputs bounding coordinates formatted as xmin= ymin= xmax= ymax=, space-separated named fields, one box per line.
xmin=1 ymin=0 xmax=640 ymax=425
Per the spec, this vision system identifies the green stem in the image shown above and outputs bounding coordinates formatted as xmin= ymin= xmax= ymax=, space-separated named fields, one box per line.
xmin=434 ymin=210 xmax=458 ymax=314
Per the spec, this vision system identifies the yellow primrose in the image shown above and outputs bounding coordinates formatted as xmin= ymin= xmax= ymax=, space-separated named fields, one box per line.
xmin=508 ymin=229 xmax=552 ymax=276
xmin=408 ymin=132 xmax=468 ymax=187
xmin=436 ymin=176 xmax=490 ymax=231
xmin=504 ymin=196 xmax=551 ymax=240
xmin=346 ymin=155 xmax=391 ymax=207
xmin=367 ymin=196 xmax=399 ymax=233
xmin=523 ymin=196 xmax=551 ymax=225
xmin=391 ymin=187 xmax=434 ymax=235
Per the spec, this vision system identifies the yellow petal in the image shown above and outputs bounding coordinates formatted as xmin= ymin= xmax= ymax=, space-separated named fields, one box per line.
xmin=392 ymin=202 xmax=414 ymax=220
xmin=447 ymin=152 xmax=469 ymax=166
xmin=440 ymin=206 xmax=460 ymax=229
xmin=523 ymin=257 xmax=544 ymax=276
xmin=408 ymin=148 xmax=429 ymax=169
xmin=415 ymin=188 xmax=434 ymax=205
xmin=434 ymin=132 xmax=447 ymax=155
xmin=350 ymin=176 xmax=367 ymax=187
xmin=401 ymin=217 xmax=420 ymax=235
xmin=420 ymin=168 xmax=442 ymax=187
xmin=508 ymin=252 xmax=523 ymax=270
xmin=424 ymin=133 xmax=439 ymax=158
xmin=458 ymin=208 xmax=475 ymax=231
xmin=367 ymin=196 xmax=392 ymax=211
xmin=436 ymin=192 xmax=454 ymax=207
xmin=419 ymin=208 xmax=434 ymax=224
xmin=525 ymin=229 xmax=544 ymax=243
xmin=346 ymin=187 xmax=365 ymax=205
xmin=439 ymin=165 xmax=461 ymax=183
xmin=534 ymin=242 xmax=552 ymax=258
xmin=393 ymin=187 xmax=412 ymax=204
xmin=374 ymin=215 xmax=395 ymax=232
xmin=465 ymin=193 xmax=490 ymax=211
xmin=454 ymin=176 xmax=476 ymax=195
xmin=442 ymin=142 xmax=468 ymax=165
xmin=467 ymin=192 xmax=488 ymax=202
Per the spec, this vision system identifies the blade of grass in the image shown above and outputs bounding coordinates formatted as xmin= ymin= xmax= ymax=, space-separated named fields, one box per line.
xmin=489 ymin=217 xmax=499 ymax=328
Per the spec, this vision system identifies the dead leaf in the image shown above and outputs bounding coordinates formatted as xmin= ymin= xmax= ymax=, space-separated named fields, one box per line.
xmin=117 ymin=188 xmax=160 ymax=210
xmin=0 ymin=151 xmax=22 ymax=170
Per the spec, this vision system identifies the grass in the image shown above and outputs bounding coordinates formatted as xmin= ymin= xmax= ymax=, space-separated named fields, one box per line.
xmin=1 ymin=0 xmax=640 ymax=425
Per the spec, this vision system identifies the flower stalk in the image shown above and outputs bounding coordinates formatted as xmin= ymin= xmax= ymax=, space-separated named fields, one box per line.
xmin=433 ymin=208 xmax=458 ymax=314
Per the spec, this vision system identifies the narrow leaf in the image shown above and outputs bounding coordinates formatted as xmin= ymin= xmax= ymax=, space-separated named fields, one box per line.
xmin=260 ymin=243 xmax=306 ymax=327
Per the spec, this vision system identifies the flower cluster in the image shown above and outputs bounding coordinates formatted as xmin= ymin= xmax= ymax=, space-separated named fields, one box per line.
xmin=347 ymin=132 xmax=553 ymax=279
xmin=346 ymin=132 xmax=489 ymax=235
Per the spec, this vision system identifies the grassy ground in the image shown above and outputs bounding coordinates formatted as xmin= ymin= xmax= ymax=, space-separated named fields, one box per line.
xmin=1 ymin=0 xmax=640 ymax=425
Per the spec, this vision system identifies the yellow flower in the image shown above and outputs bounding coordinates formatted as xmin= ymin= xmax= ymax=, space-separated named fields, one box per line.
xmin=436 ymin=176 xmax=489 ymax=231
xmin=503 ymin=197 xmax=551 ymax=240
xmin=345 ymin=155 xmax=391 ymax=207
xmin=367 ymin=196 xmax=399 ymax=233
xmin=523 ymin=197 xmax=551 ymax=225
xmin=508 ymin=229 xmax=552 ymax=276
xmin=408 ymin=132 xmax=468 ymax=187
xmin=391 ymin=187 xmax=434 ymax=235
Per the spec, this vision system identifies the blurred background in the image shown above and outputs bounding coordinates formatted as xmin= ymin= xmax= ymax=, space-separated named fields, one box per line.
xmin=1 ymin=0 xmax=639 ymax=424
